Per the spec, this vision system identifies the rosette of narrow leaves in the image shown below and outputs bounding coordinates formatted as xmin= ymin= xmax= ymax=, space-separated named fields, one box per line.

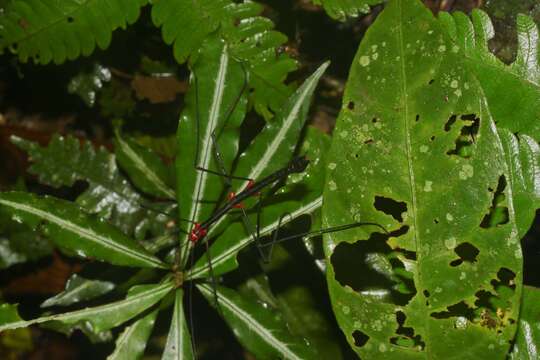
xmin=0 ymin=0 xmax=148 ymax=64
xmin=323 ymin=0 xmax=529 ymax=358
xmin=152 ymin=0 xmax=298 ymax=119
xmin=0 ymin=34 xmax=333 ymax=358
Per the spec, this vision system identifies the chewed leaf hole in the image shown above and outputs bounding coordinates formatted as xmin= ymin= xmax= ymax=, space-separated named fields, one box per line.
xmin=348 ymin=101 xmax=355 ymax=110
xmin=352 ymin=330 xmax=369 ymax=347
xmin=480 ymin=175 xmax=509 ymax=228
xmin=495 ymin=267 xmax=516 ymax=290
xmin=430 ymin=301 xmax=475 ymax=320
xmin=331 ymin=231 xmax=416 ymax=306
xmin=374 ymin=196 xmax=407 ymax=222
xmin=444 ymin=115 xmax=457 ymax=132
xmin=449 ymin=242 xmax=480 ymax=267
xmin=390 ymin=311 xmax=425 ymax=349
xmin=446 ymin=114 xmax=480 ymax=158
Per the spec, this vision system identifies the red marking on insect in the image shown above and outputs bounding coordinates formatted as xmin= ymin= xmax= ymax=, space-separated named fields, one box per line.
xmin=190 ymin=222 xmax=207 ymax=243
xmin=246 ymin=180 xmax=261 ymax=196
xmin=228 ymin=191 xmax=245 ymax=209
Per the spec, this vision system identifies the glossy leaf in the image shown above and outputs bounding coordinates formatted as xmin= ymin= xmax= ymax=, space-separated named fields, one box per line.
xmin=0 ymin=216 xmax=52 ymax=269
xmin=197 ymin=283 xmax=316 ymax=360
xmin=114 ymin=132 xmax=175 ymax=200
xmin=107 ymin=309 xmax=158 ymax=360
xmin=11 ymin=135 xmax=170 ymax=238
xmin=238 ymin=259 xmax=343 ymax=359
xmin=0 ymin=192 xmax=167 ymax=269
xmin=0 ymin=0 xmax=148 ymax=64
xmin=176 ymin=35 xmax=247 ymax=263
xmin=323 ymin=0 xmax=522 ymax=358
xmin=162 ymin=289 xmax=194 ymax=360
xmin=310 ymin=0 xmax=382 ymax=21
xmin=0 ymin=282 xmax=173 ymax=333
xmin=509 ymin=286 xmax=540 ymax=359
xmin=498 ymin=130 xmax=540 ymax=238
xmin=439 ymin=10 xmax=540 ymax=141
xmin=41 ymin=274 xmax=115 ymax=308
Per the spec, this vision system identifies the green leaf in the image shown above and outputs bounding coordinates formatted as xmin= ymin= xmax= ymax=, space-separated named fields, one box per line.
xmin=499 ymin=130 xmax=540 ymax=238
xmin=162 ymin=289 xmax=194 ymax=360
xmin=197 ymin=284 xmax=316 ymax=360
xmin=189 ymin=126 xmax=330 ymax=279
xmin=439 ymin=10 xmax=540 ymax=141
xmin=151 ymin=0 xmax=297 ymax=118
xmin=176 ymin=35 xmax=247 ymax=262
xmin=204 ymin=61 xmax=330 ymax=240
xmin=0 ymin=282 xmax=173 ymax=333
xmin=0 ymin=0 xmax=148 ymax=64
xmin=41 ymin=274 xmax=115 ymax=308
xmin=323 ymin=0 xmax=522 ymax=358
xmin=0 ymin=216 xmax=52 ymax=269
xmin=107 ymin=309 xmax=158 ymax=360
xmin=0 ymin=192 xmax=167 ymax=268
xmin=238 ymin=268 xmax=343 ymax=359
xmin=11 ymin=134 xmax=170 ymax=238
xmin=310 ymin=0 xmax=381 ymax=21
xmin=114 ymin=132 xmax=175 ymax=200
xmin=509 ymin=286 xmax=540 ymax=359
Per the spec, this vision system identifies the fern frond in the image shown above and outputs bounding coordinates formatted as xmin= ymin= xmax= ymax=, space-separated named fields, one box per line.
xmin=310 ymin=0 xmax=381 ymax=21
xmin=438 ymin=10 xmax=540 ymax=142
xmin=151 ymin=0 xmax=298 ymax=119
xmin=0 ymin=0 xmax=148 ymax=64
xmin=10 ymin=135 xmax=170 ymax=238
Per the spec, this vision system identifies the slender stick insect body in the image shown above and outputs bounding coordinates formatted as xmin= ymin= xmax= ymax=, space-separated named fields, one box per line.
xmin=188 ymin=155 xmax=309 ymax=243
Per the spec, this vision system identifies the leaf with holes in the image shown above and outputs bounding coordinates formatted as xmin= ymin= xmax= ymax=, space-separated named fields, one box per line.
xmin=323 ymin=0 xmax=522 ymax=358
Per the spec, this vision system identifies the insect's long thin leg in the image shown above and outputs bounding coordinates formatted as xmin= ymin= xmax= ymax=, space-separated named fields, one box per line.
xmin=187 ymin=250 xmax=198 ymax=358
xmin=204 ymin=240 xmax=221 ymax=313
xmin=261 ymin=222 xmax=389 ymax=247
xmin=264 ymin=212 xmax=293 ymax=263
xmin=239 ymin=206 xmax=268 ymax=262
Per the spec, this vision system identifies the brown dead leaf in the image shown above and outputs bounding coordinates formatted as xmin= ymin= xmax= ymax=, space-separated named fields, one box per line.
xmin=2 ymin=252 xmax=81 ymax=296
xmin=131 ymin=75 xmax=187 ymax=104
